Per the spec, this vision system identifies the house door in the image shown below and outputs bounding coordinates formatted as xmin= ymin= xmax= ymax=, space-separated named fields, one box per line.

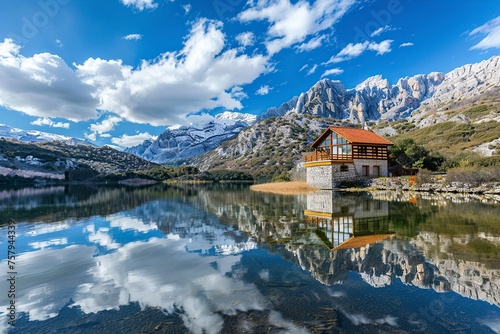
xmin=373 ymin=166 xmax=380 ymax=177
xmin=362 ymin=165 xmax=369 ymax=177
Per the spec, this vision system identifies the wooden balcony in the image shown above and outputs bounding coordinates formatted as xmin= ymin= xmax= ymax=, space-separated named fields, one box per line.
xmin=304 ymin=151 xmax=352 ymax=162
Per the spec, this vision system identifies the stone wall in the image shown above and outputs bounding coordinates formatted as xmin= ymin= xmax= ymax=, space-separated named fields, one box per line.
xmin=307 ymin=159 xmax=389 ymax=189
xmin=306 ymin=165 xmax=333 ymax=189
xmin=352 ymin=158 xmax=388 ymax=178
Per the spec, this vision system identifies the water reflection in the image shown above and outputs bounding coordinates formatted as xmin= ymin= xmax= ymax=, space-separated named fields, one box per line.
xmin=0 ymin=186 xmax=307 ymax=334
xmin=0 ymin=185 xmax=498 ymax=333
xmin=304 ymin=191 xmax=394 ymax=249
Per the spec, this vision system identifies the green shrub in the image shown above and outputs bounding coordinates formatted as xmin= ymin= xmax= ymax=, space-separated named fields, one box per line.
xmin=209 ymin=170 xmax=254 ymax=181
xmin=272 ymin=172 xmax=291 ymax=182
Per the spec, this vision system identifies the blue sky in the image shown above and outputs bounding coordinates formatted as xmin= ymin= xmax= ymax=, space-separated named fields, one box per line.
xmin=0 ymin=0 xmax=499 ymax=148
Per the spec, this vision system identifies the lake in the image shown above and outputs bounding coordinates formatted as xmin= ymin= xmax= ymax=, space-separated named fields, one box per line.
xmin=0 ymin=184 xmax=499 ymax=333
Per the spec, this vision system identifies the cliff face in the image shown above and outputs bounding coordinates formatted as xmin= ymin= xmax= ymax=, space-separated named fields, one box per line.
xmin=259 ymin=56 xmax=500 ymax=125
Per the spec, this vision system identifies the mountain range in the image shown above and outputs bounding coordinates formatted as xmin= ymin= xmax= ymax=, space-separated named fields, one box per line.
xmin=131 ymin=55 xmax=500 ymax=169
xmin=0 ymin=124 xmax=93 ymax=146
xmin=125 ymin=111 xmax=257 ymax=165
xmin=264 ymin=56 xmax=500 ymax=123
xmin=2 ymin=56 xmax=499 ymax=178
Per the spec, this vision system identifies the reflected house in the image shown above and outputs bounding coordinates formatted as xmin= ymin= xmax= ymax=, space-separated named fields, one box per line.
xmin=304 ymin=126 xmax=393 ymax=189
xmin=304 ymin=191 xmax=394 ymax=250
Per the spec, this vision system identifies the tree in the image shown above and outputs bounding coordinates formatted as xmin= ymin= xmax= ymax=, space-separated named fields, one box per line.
xmin=389 ymin=138 xmax=442 ymax=171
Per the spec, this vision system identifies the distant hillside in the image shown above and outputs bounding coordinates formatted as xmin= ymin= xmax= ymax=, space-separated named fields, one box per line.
xmin=374 ymin=90 xmax=500 ymax=167
xmin=0 ymin=139 xmax=158 ymax=182
xmin=194 ymin=114 xmax=358 ymax=179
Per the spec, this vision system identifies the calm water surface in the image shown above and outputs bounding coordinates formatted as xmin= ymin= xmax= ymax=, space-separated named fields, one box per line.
xmin=0 ymin=184 xmax=499 ymax=333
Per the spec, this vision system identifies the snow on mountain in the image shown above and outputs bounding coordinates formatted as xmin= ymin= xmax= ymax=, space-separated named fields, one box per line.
xmin=125 ymin=113 xmax=255 ymax=165
xmin=0 ymin=124 xmax=92 ymax=145
xmin=214 ymin=111 xmax=257 ymax=125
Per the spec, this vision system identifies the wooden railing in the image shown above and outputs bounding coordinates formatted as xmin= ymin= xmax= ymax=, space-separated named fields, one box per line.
xmin=304 ymin=151 xmax=352 ymax=162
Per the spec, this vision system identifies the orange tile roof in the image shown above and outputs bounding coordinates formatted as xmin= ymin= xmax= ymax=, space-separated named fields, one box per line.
xmin=311 ymin=126 xmax=393 ymax=147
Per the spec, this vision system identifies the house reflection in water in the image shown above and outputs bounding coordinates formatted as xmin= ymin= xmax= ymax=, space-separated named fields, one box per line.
xmin=304 ymin=191 xmax=394 ymax=250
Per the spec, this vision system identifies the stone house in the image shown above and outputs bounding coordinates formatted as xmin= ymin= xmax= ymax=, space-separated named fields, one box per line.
xmin=304 ymin=126 xmax=393 ymax=189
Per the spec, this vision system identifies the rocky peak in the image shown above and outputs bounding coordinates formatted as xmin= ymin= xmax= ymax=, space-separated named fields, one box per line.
xmin=355 ymin=75 xmax=390 ymax=91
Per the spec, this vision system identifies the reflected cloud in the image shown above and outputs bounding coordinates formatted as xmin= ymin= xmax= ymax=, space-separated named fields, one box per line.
xmin=85 ymin=225 xmax=121 ymax=250
xmin=0 ymin=245 xmax=97 ymax=322
xmin=29 ymin=237 xmax=68 ymax=249
xmin=0 ymin=194 xmax=305 ymax=333
xmin=0 ymin=236 xmax=267 ymax=333
xmin=26 ymin=222 xmax=71 ymax=236
xmin=108 ymin=214 xmax=158 ymax=233
xmin=478 ymin=317 xmax=500 ymax=334
xmin=341 ymin=310 xmax=398 ymax=327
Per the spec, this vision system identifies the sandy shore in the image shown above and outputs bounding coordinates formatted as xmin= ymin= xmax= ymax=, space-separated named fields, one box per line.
xmin=250 ymin=181 xmax=318 ymax=195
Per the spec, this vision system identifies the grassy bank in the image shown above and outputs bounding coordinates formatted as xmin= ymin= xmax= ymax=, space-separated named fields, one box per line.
xmin=250 ymin=181 xmax=318 ymax=195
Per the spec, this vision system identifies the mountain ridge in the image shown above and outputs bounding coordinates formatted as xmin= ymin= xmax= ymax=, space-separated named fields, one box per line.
xmin=125 ymin=111 xmax=257 ymax=165
xmin=0 ymin=123 xmax=93 ymax=146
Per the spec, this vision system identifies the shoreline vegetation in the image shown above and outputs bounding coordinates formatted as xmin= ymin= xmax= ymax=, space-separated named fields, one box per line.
xmin=250 ymin=177 xmax=500 ymax=199
xmin=250 ymin=181 xmax=319 ymax=195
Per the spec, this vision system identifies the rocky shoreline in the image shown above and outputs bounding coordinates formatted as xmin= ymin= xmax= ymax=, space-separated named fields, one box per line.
xmin=369 ymin=177 xmax=500 ymax=200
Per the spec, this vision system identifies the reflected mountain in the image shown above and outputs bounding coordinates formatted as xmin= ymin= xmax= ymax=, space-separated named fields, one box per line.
xmin=0 ymin=184 xmax=203 ymax=224
xmin=0 ymin=184 xmax=499 ymax=333
xmin=195 ymin=187 xmax=500 ymax=307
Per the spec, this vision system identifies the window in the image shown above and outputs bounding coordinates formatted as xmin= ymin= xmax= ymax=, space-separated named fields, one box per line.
xmin=362 ymin=165 xmax=369 ymax=176
xmin=359 ymin=146 xmax=367 ymax=155
xmin=340 ymin=165 xmax=349 ymax=172
xmin=373 ymin=166 xmax=381 ymax=177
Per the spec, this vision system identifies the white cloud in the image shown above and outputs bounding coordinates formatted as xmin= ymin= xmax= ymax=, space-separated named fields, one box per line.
xmin=469 ymin=16 xmax=500 ymax=50
xmin=120 ymin=0 xmax=158 ymax=11
xmin=111 ymin=132 xmax=158 ymax=147
xmin=328 ymin=41 xmax=369 ymax=63
xmin=55 ymin=39 xmax=63 ymax=47
xmin=307 ymin=64 xmax=318 ymax=75
xmin=76 ymin=19 xmax=270 ymax=126
xmin=236 ymin=32 xmax=255 ymax=47
xmin=31 ymin=117 xmax=70 ymax=129
xmin=238 ymin=0 xmax=356 ymax=55
xmin=0 ymin=38 xmax=99 ymax=121
xmin=321 ymin=67 xmax=343 ymax=77
xmin=183 ymin=4 xmax=192 ymax=15
xmin=89 ymin=116 xmax=122 ymax=136
xmin=85 ymin=132 xmax=97 ymax=141
xmin=296 ymin=34 xmax=325 ymax=52
xmin=123 ymin=34 xmax=142 ymax=41
xmin=370 ymin=25 xmax=391 ymax=37
xmin=326 ymin=39 xmax=393 ymax=63
xmin=399 ymin=42 xmax=414 ymax=48
xmin=256 ymin=85 xmax=272 ymax=95
xmin=367 ymin=39 xmax=393 ymax=55
xmin=299 ymin=64 xmax=309 ymax=72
